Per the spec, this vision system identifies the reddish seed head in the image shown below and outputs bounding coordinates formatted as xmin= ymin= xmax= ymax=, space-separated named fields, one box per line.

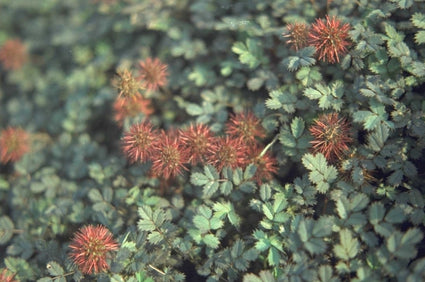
xmin=309 ymin=113 xmax=352 ymax=161
xmin=121 ymin=121 xmax=158 ymax=163
xmin=0 ymin=39 xmax=28 ymax=70
xmin=207 ymin=136 xmax=248 ymax=171
xmin=150 ymin=130 xmax=189 ymax=179
xmin=225 ymin=112 xmax=266 ymax=144
xmin=283 ymin=22 xmax=310 ymax=51
xmin=308 ymin=15 xmax=351 ymax=63
xmin=248 ymin=144 xmax=278 ymax=185
xmin=113 ymin=69 xmax=144 ymax=99
xmin=0 ymin=127 xmax=30 ymax=164
xmin=68 ymin=224 xmax=118 ymax=275
xmin=137 ymin=57 xmax=168 ymax=91
xmin=0 ymin=268 xmax=18 ymax=282
xmin=113 ymin=95 xmax=153 ymax=126
xmin=179 ymin=123 xmax=214 ymax=165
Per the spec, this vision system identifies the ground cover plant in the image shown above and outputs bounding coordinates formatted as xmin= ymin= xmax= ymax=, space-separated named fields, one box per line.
xmin=0 ymin=0 xmax=425 ymax=281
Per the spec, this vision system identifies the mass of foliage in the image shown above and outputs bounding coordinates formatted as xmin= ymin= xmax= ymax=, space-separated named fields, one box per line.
xmin=1 ymin=0 xmax=425 ymax=281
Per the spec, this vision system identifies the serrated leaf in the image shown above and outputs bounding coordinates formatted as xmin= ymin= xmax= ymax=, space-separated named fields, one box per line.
xmin=209 ymin=217 xmax=223 ymax=230
xmin=392 ymin=0 xmax=413 ymax=9
xmin=253 ymin=230 xmax=270 ymax=251
xmin=233 ymin=167 xmax=243 ymax=185
xmin=202 ymin=180 xmax=220 ymax=198
xmin=318 ymin=265 xmax=334 ymax=282
xmin=273 ymin=212 xmax=290 ymax=223
xmin=336 ymin=198 xmax=348 ymax=219
xmin=367 ymin=123 xmax=389 ymax=151
xmin=387 ymin=229 xmax=422 ymax=259
xmin=243 ymin=270 xmax=275 ymax=282
xmin=388 ymin=169 xmax=403 ymax=185
xmin=374 ymin=222 xmax=394 ymax=237
xmin=260 ymin=184 xmax=271 ymax=201
xmin=333 ymin=229 xmax=359 ymax=260
xmin=231 ymin=239 xmax=245 ymax=257
xmin=5 ymin=257 xmax=35 ymax=280
xmin=186 ymin=103 xmax=204 ymax=116
xmin=267 ymin=247 xmax=281 ymax=266
xmin=412 ymin=13 xmax=425 ymax=29
xmin=369 ymin=202 xmax=385 ymax=225
xmin=401 ymin=228 xmax=423 ymax=245
xmin=415 ymin=30 xmax=425 ymax=45
xmin=243 ymin=274 xmax=263 ymax=282
xmin=273 ymin=193 xmax=287 ymax=213
xmin=304 ymin=87 xmax=322 ymax=100
xmin=384 ymin=206 xmax=405 ymax=223
xmin=38 ymin=278 xmax=55 ymax=282
xmin=46 ymin=261 xmax=64 ymax=276
xmin=296 ymin=66 xmax=322 ymax=86
xmin=147 ymin=231 xmax=163 ymax=244
xmin=282 ymin=47 xmax=316 ymax=71
xmin=213 ymin=202 xmax=231 ymax=219
xmin=302 ymin=153 xmax=337 ymax=193
xmin=239 ymin=181 xmax=257 ymax=193
xmin=351 ymin=193 xmax=370 ymax=212
xmin=313 ymin=216 xmax=334 ymax=237
xmin=291 ymin=117 xmax=305 ymax=139
xmin=384 ymin=23 xmax=403 ymax=42
xmin=244 ymin=163 xmax=257 ymax=180
xmin=304 ymin=237 xmax=327 ymax=254
xmin=347 ymin=212 xmax=367 ymax=226
xmin=138 ymin=219 xmax=156 ymax=232
xmin=198 ymin=205 xmax=212 ymax=219
xmin=220 ymin=181 xmax=233 ymax=195
xmin=203 ymin=234 xmax=220 ymax=249
xmin=138 ymin=205 xmax=153 ymax=220
xmin=193 ymin=215 xmax=210 ymax=232
xmin=262 ymin=204 xmax=274 ymax=220
xmin=0 ymin=216 xmax=14 ymax=245
xmin=228 ymin=211 xmax=241 ymax=227
xmin=232 ymin=39 xmax=262 ymax=68
xmin=88 ymin=188 xmax=103 ymax=202
xmin=190 ymin=173 xmax=206 ymax=185
xmin=204 ymin=165 xmax=219 ymax=180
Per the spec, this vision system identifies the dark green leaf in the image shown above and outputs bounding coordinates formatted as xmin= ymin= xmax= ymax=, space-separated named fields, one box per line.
xmin=0 ymin=216 xmax=14 ymax=245
xmin=313 ymin=216 xmax=334 ymax=237
xmin=267 ymin=247 xmax=281 ymax=266
xmin=369 ymin=202 xmax=385 ymax=225
xmin=260 ymin=184 xmax=271 ymax=201
xmin=384 ymin=207 xmax=405 ymax=224
xmin=190 ymin=172 xmax=210 ymax=186
xmin=244 ymin=163 xmax=257 ymax=180
xmin=203 ymin=234 xmax=220 ymax=249
xmin=47 ymin=261 xmax=64 ymax=276
xmin=333 ymin=229 xmax=359 ymax=260
xmin=88 ymin=188 xmax=103 ymax=202
xmin=304 ymin=237 xmax=327 ymax=254
xmin=291 ymin=117 xmax=305 ymax=139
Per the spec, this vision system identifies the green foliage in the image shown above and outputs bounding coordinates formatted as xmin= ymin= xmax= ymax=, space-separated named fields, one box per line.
xmin=302 ymin=153 xmax=338 ymax=193
xmin=353 ymin=100 xmax=394 ymax=131
xmin=304 ymin=81 xmax=345 ymax=111
xmin=1 ymin=0 xmax=425 ymax=281
xmin=232 ymin=39 xmax=266 ymax=69
xmin=282 ymin=47 xmax=316 ymax=72
xmin=265 ymin=87 xmax=298 ymax=113
xmin=333 ymin=229 xmax=360 ymax=261
xmin=412 ymin=13 xmax=425 ymax=44
xmin=0 ymin=216 xmax=14 ymax=245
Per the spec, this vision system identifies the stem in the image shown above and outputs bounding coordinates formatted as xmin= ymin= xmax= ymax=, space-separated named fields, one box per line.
xmin=149 ymin=264 xmax=166 ymax=275
xmin=259 ymin=134 xmax=279 ymax=158
xmin=52 ymin=271 xmax=74 ymax=279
